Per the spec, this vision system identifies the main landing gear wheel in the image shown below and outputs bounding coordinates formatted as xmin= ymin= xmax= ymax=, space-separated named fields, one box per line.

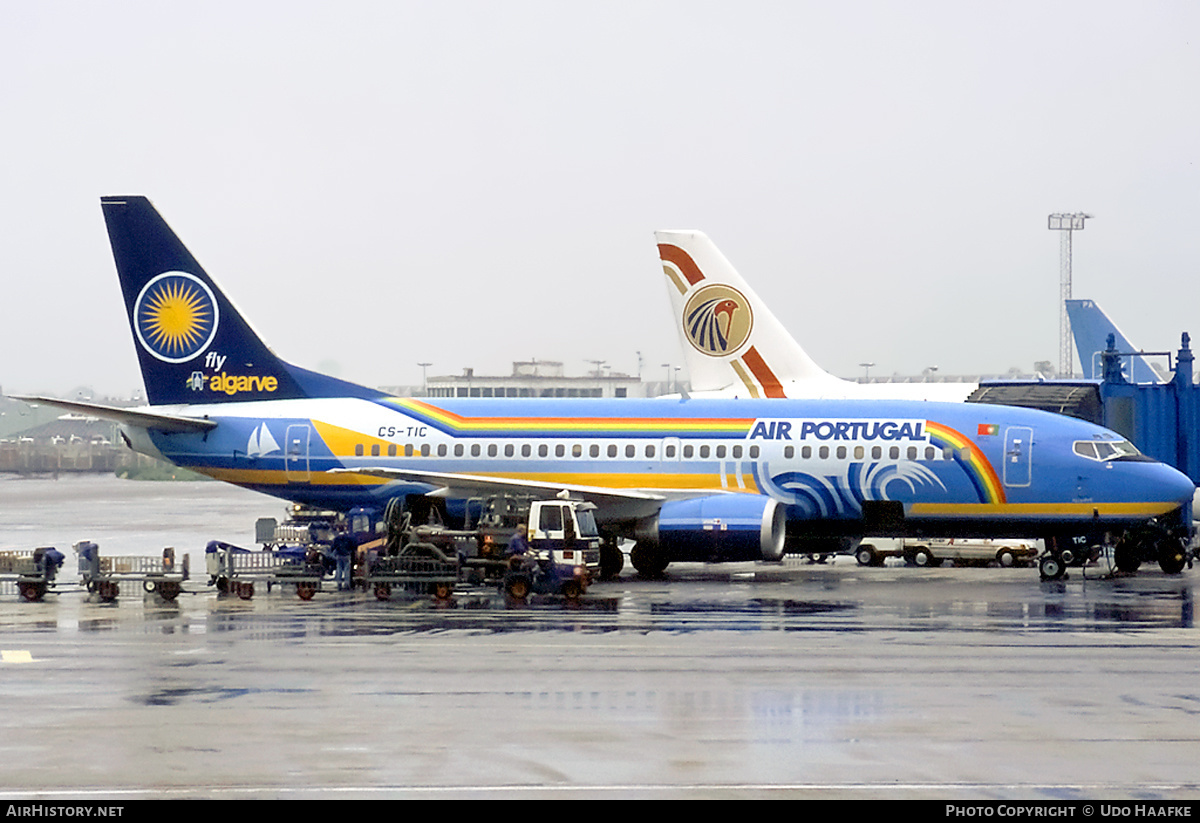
xmin=1039 ymin=555 xmax=1067 ymax=581
xmin=599 ymin=540 xmax=624 ymax=580
xmin=630 ymin=543 xmax=668 ymax=577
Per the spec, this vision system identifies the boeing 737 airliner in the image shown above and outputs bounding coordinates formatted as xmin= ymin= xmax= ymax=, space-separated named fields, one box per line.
xmin=13 ymin=198 xmax=1196 ymax=578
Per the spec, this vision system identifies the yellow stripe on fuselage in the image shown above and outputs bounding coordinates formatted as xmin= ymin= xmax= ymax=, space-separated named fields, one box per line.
xmin=909 ymin=501 xmax=1181 ymax=518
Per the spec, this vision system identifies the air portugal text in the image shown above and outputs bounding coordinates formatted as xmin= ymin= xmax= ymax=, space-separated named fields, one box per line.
xmin=749 ymin=419 xmax=926 ymax=442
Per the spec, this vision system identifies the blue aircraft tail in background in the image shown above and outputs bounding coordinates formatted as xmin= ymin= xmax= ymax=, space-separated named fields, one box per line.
xmin=101 ymin=196 xmax=382 ymax=406
xmin=1066 ymin=299 xmax=1164 ymax=384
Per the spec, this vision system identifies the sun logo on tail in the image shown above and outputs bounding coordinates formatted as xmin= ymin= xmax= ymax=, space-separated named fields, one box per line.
xmin=134 ymin=272 xmax=219 ymax=363
xmin=682 ymin=284 xmax=753 ymax=356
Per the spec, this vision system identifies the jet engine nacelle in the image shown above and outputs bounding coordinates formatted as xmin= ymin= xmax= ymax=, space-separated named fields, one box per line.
xmin=637 ymin=494 xmax=787 ymax=562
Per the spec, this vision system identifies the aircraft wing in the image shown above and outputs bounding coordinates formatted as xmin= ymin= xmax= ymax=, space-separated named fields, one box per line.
xmin=9 ymin=395 xmax=218 ymax=434
xmin=329 ymin=466 xmax=677 ymax=517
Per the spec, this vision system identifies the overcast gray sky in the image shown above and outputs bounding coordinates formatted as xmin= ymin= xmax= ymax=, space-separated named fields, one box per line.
xmin=3 ymin=0 xmax=1197 ymax=398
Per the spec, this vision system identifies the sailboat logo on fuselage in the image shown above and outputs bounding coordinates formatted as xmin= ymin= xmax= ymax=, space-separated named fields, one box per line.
xmin=134 ymin=271 xmax=219 ymax=363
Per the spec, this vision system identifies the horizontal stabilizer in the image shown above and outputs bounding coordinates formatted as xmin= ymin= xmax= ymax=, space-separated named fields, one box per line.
xmin=10 ymin=395 xmax=217 ymax=433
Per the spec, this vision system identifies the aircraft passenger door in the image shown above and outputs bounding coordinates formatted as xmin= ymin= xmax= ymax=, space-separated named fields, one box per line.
xmin=1003 ymin=426 xmax=1033 ymax=488
xmin=285 ymin=424 xmax=311 ymax=483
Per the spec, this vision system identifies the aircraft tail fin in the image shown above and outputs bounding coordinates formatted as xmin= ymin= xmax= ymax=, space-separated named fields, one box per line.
xmin=101 ymin=196 xmax=382 ymax=405
xmin=1065 ymin=298 xmax=1164 ymax=384
xmin=655 ymin=230 xmax=849 ymax=397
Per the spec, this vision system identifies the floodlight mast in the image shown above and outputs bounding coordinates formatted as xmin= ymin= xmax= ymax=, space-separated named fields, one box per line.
xmin=1048 ymin=212 xmax=1092 ymax=377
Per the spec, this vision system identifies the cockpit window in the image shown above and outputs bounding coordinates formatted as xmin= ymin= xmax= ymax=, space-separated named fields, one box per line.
xmin=1073 ymin=439 xmax=1142 ymax=461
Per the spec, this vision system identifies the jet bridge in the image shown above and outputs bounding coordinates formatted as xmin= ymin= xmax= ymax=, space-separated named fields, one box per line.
xmin=970 ymin=332 xmax=1200 ymax=486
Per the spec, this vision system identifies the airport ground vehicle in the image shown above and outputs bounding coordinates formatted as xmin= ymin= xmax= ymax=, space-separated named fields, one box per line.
xmin=852 ymin=538 xmax=1040 ymax=568
xmin=210 ymin=494 xmax=599 ymax=601
xmin=370 ymin=495 xmax=600 ymax=601
xmin=0 ymin=547 xmax=63 ymax=602
xmin=899 ymin=538 xmax=1040 ymax=568
xmin=76 ymin=541 xmax=188 ymax=602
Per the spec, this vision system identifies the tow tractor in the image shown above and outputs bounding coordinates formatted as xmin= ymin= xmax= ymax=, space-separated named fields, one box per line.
xmin=499 ymin=498 xmax=599 ymax=601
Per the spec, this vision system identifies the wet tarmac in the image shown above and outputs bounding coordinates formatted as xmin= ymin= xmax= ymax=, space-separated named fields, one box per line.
xmin=2 ymin=476 xmax=1200 ymax=799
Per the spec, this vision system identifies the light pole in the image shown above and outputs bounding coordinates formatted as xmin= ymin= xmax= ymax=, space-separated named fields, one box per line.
xmin=1048 ymin=213 xmax=1092 ymax=377
xmin=859 ymin=362 xmax=876 ymax=382
xmin=417 ymin=362 xmax=432 ymax=396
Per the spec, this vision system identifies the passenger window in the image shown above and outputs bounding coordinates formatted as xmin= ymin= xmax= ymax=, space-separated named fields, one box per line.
xmin=925 ymin=447 xmax=935 ymax=460
xmin=799 ymin=446 xmax=808 ymax=459
xmin=504 ymin=444 xmax=514 ymax=458
xmin=421 ymin=444 xmax=430 ymax=457
xmin=355 ymin=444 xmax=364 ymax=457
xmin=907 ymin=446 xmax=917 ymax=460
xmin=590 ymin=444 xmax=600 ymax=458
xmin=487 ymin=444 xmax=497 ymax=457
xmin=539 ymin=445 xmax=548 ymax=458
xmin=388 ymin=444 xmax=397 ymax=457
xmin=749 ymin=446 xmax=759 ymax=458
xmin=836 ymin=446 xmax=846 ymax=459
xmin=646 ymin=445 xmax=656 ymax=458
xmin=871 ymin=446 xmax=881 ymax=459
xmin=572 ymin=444 xmax=582 ymax=458
xmin=556 ymin=444 xmax=565 ymax=458
xmin=819 ymin=446 xmax=829 ymax=459
xmin=716 ymin=445 xmax=726 ymax=459
xmin=732 ymin=445 xmax=742 ymax=459
xmin=785 ymin=445 xmax=795 ymax=459
xmin=889 ymin=446 xmax=899 ymax=459
xmin=454 ymin=444 xmax=464 ymax=457
xmin=854 ymin=446 xmax=864 ymax=460
xmin=471 ymin=444 xmax=481 ymax=457
xmin=405 ymin=444 xmax=414 ymax=457
xmin=700 ymin=445 xmax=710 ymax=458
xmin=608 ymin=445 xmax=618 ymax=458
xmin=437 ymin=444 xmax=446 ymax=457
xmin=626 ymin=444 xmax=635 ymax=458
xmin=682 ymin=445 xmax=692 ymax=458
xmin=521 ymin=444 xmax=531 ymax=458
